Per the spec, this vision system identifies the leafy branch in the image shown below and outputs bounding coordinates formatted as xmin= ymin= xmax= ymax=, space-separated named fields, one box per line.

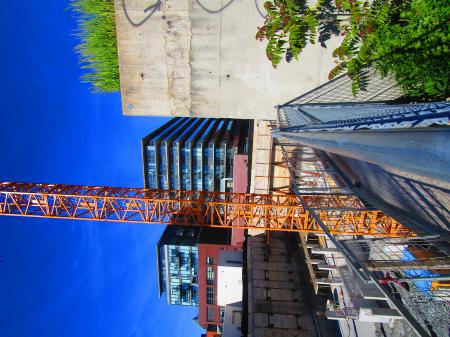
xmin=257 ymin=0 xmax=450 ymax=99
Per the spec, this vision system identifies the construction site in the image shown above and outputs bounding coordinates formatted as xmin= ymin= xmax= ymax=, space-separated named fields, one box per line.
xmin=1 ymin=1 xmax=449 ymax=337
xmin=1 ymin=72 xmax=449 ymax=336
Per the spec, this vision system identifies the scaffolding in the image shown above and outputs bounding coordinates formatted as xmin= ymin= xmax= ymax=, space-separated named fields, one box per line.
xmin=274 ymin=134 xmax=450 ymax=337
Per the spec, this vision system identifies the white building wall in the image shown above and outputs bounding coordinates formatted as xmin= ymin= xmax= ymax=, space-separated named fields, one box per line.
xmin=222 ymin=303 xmax=243 ymax=337
xmin=217 ymin=251 xmax=243 ymax=307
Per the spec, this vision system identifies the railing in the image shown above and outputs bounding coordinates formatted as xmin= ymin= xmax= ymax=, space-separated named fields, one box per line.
xmin=275 ymin=137 xmax=450 ymax=337
xmin=280 ymin=69 xmax=403 ymax=107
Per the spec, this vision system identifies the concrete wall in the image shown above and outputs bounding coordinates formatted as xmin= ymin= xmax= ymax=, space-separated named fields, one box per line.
xmin=246 ymin=232 xmax=316 ymax=337
xmin=114 ymin=0 xmax=341 ymax=119
xmin=222 ymin=302 xmax=243 ymax=337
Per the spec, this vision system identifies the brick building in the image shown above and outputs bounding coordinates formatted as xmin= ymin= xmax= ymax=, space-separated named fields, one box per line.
xmin=197 ymin=244 xmax=243 ymax=331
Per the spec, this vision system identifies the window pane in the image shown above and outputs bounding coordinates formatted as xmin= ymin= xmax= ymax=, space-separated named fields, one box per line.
xmin=220 ymin=306 xmax=225 ymax=323
xmin=207 ymin=266 xmax=214 ymax=285
xmin=206 ymin=257 xmax=214 ymax=265
xmin=206 ymin=287 xmax=215 ymax=304
xmin=207 ymin=307 xmax=215 ymax=322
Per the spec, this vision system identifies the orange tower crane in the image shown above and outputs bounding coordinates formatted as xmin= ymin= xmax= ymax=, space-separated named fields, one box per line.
xmin=0 ymin=182 xmax=414 ymax=237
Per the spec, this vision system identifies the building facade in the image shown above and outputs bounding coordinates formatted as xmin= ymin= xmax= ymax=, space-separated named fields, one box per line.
xmin=151 ymin=118 xmax=249 ymax=335
xmin=197 ymin=244 xmax=243 ymax=331
xmin=157 ymin=225 xmax=201 ymax=306
xmin=157 ymin=226 xmax=232 ymax=306
xmin=142 ymin=117 xmax=249 ymax=191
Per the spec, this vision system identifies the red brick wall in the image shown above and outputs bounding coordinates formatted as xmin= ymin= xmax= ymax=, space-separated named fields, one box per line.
xmin=198 ymin=243 xmax=239 ymax=328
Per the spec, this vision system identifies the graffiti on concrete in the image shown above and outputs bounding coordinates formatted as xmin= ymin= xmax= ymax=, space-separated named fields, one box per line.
xmin=122 ymin=0 xmax=265 ymax=27
xmin=122 ymin=0 xmax=162 ymax=27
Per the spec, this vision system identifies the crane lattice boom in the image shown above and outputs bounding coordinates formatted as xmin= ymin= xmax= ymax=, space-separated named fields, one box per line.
xmin=0 ymin=182 xmax=414 ymax=237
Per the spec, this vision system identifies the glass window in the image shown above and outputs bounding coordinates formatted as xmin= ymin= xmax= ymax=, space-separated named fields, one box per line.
xmin=159 ymin=145 xmax=168 ymax=189
xmin=226 ymin=260 xmax=242 ymax=266
xmin=206 ymin=256 xmax=214 ymax=265
xmin=220 ymin=306 xmax=225 ymax=323
xmin=180 ymin=283 xmax=191 ymax=304
xmin=207 ymin=266 xmax=214 ymax=285
xmin=206 ymin=287 xmax=215 ymax=305
xmin=170 ymin=144 xmax=179 ymax=189
xmin=192 ymin=144 xmax=202 ymax=191
xmin=207 ymin=307 xmax=215 ymax=322
xmin=170 ymin=284 xmax=181 ymax=305
xmin=191 ymin=285 xmax=198 ymax=306
xmin=181 ymin=144 xmax=190 ymax=190
xmin=203 ymin=145 xmax=214 ymax=191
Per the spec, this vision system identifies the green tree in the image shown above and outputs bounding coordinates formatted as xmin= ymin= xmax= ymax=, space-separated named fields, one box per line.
xmin=257 ymin=0 xmax=450 ymax=99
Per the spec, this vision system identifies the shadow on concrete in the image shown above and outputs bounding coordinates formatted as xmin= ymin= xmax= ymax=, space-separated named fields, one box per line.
xmin=317 ymin=0 xmax=341 ymax=48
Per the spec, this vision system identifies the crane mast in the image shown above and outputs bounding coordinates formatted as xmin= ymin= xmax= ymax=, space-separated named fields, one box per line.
xmin=0 ymin=182 xmax=414 ymax=237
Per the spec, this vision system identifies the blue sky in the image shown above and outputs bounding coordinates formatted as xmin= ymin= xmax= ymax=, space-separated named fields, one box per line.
xmin=0 ymin=2 xmax=202 ymax=337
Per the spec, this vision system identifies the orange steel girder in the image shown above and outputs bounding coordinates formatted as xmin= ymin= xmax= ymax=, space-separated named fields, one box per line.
xmin=0 ymin=182 xmax=414 ymax=237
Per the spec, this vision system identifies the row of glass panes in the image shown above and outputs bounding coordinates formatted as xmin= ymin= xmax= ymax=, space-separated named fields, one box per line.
xmin=206 ymin=287 xmax=215 ymax=305
xmin=159 ymin=119 xmax=191 ymax=189
xmin=169 ymin=281 xmax=198 ymax=305
xmin=206 ymin=306 xmax=225 ymax=323
xmin=207 ymin=266 xmax=214 ymax=285
xmin=145 ymin=118 xmax=233 ymax=191
xmin=168 ymin=246 xmax=197 ymax=275
xmin=167 ymin=245 xmax=199 ymax=305
xmin=207 ymin=307 xmax=215 ymax=322
xmin=171 ymin=120 xmax=201 ymax=190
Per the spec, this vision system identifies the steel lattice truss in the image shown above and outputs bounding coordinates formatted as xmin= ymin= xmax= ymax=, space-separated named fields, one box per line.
xmin=0 ymin=182 xmax=414 ymax=237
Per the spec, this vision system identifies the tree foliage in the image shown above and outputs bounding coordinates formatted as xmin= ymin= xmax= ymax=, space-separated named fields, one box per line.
xmin=70 ymin=0 xmax=120 ymax=93
xmin=256 ymin=0 xmax=323 ymax=66
xmin=256 ymin=0 xmax=450 ymax=99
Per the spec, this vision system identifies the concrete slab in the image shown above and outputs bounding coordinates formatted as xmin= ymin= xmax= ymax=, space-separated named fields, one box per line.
xmin=326 ymin=309 xmax=358 ymax=321
xmin=359 ymin=308 xmax=402 ymax=323
xmin=311 ymin=247 xmax=340 ymax=255
xmin=316 ymin=278 xmax=343 ymax=286
xmin=354 ymin=273 xmax=387 ymax=301
xmin=309 ymin=259 xmax=323 ymax=265
xmin=317 ymin=264 xmax=337 ymax=271
xmin=114 ymin=0 xmax=342 ymax=118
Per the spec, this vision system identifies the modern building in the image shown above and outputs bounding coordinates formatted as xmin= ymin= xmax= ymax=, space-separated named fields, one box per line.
xmin=150 ymin=117 xmax=249 ymax=332
xmin=142 ymin=117 xmax=249 ymax=192
xmin=197 ymin=245 xmax=243 ymax=332
xmin=157 ymin=225 xmax=232 ymax=306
